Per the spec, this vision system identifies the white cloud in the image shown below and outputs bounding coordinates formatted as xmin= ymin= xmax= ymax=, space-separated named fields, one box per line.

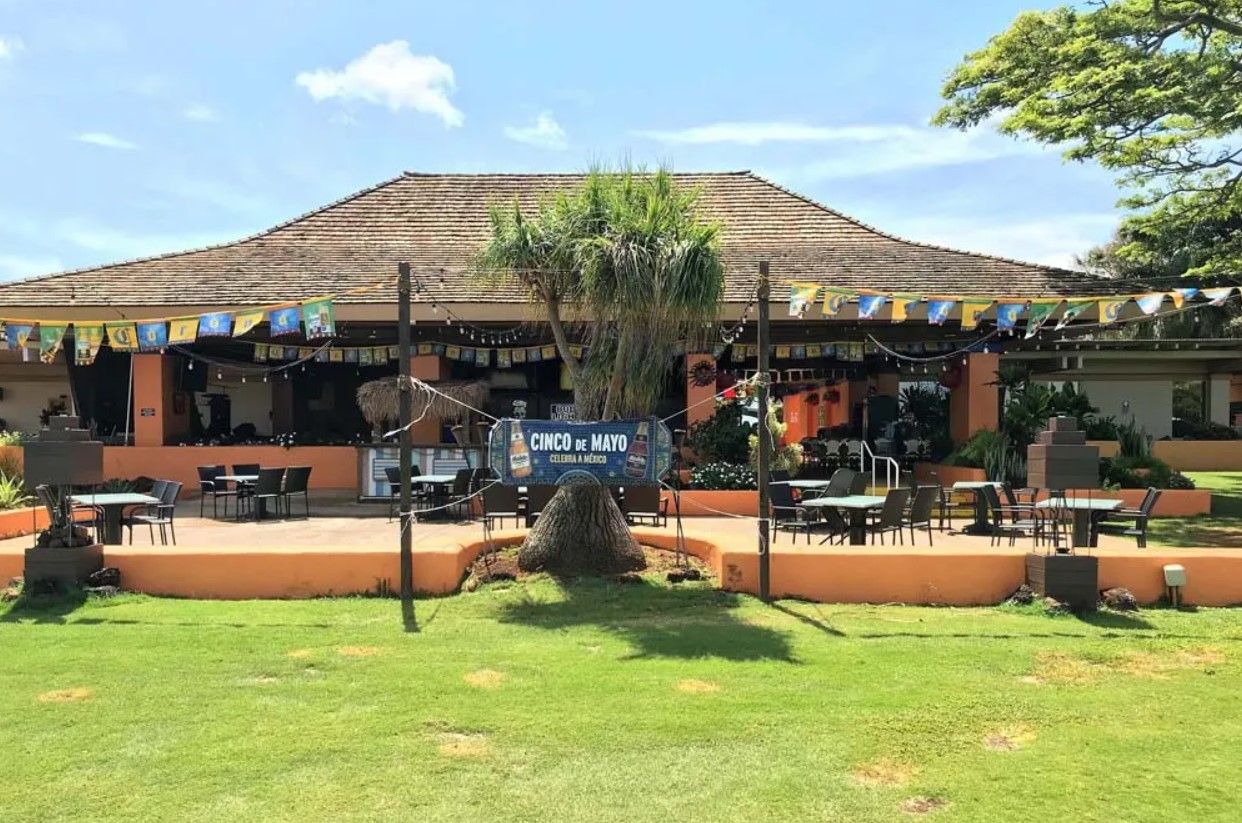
xmin=503 ymin=112 xmax=568 ymax=150
xmin=0 ymin=254 xmax=62 ymax=281
xmin=295 ymin=40 xmax=462 ymax=127
xmin=634 ymin=119 xmax=1047 ymax=179
xmin=877 ymin=213 xmax=1119 ymax=269
xmin=182 ymin=103 xmax=218 ymax=122
xmin=0 ymin=35 xmax=23 ymax=59
xmin=75 ymin=131 xmax=138 ymax=150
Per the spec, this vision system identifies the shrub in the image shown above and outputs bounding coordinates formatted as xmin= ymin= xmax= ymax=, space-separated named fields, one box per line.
xmin=1117 ymin=418 xmax=1153 ymax=459
xmin=0 ymin=430 xmax=26 ymax=446
xmin=1083 ymin=415 xmax=1121 ymax=441
xmin=945 ymin=429 xmax=1005 ymax=469
xmin=748 ymin=402 xmax=803 ymax=477
xmin=1167 ymin=471 xmax=1197 ymax=490
xmin=689 ymin=462 xmax=757 ymax=490
xmin=687 ymin=399 xmax=752 ymax=463
xmin=0 ymin=472 xmax=31 ymax=510
xmin=1101 ymin=455 xmax=1174 ymax=489
xmin=1181 ymin=420 xmax=1241 ymax=440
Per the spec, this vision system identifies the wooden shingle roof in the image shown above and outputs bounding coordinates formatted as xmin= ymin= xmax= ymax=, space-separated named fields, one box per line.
xmin=0 ymin=171 xmax=1113 ymax=312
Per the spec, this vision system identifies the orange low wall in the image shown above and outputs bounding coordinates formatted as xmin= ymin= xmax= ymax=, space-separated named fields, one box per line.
xmin=664 ymin=490 xmax=758 ymax=517
xmin=1030 ymin=489 xmax=1211 ymax=517
xmin=101 ymin=446 xmax=357 ymax=492
xmin=0 ymin=506 xmax=49 ymax=583
xmin=1153 ymin=440 xmax=1242 ymax=472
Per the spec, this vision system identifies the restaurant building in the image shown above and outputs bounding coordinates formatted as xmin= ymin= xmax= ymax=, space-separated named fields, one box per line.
xmin=0 ymin=171 xmax=1237 ymax=494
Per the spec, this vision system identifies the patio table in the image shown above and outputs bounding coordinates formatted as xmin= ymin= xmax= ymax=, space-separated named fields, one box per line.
xmin=951 ymin=481 xmax=1001 ymax=535
xmin=411 ymin=474 xmax=458 ymax=519
xmin=1035 ymin=497 xmax=1123 ymax=548
xmin=801 ymin=494 xmax=887 ymax=545
xmin=774 ymin=479 xmax=832 ymax=489
xmin=216 ymin=474 xmax=264 ymax=519
xmin=70 ymin=493 xmax=160 ymax=544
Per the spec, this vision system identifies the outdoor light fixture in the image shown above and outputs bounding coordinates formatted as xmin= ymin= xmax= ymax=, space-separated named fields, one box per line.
xmin=1163 ymin=564 xmax=1187 ymax=607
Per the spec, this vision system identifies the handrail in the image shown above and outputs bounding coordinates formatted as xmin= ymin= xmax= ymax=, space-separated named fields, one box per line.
xmin=858 ymin=440 xmax=900 ymax=490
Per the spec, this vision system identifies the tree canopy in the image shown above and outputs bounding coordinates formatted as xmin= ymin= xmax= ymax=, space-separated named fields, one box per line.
xmin=935 ymin=0 xmax=1242 ymax=274
xmin=476 ymin=167 xmax=725 ymax=420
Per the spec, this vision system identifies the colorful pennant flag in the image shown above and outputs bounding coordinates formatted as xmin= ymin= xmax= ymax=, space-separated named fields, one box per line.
xmin=806 ymin=344 xmax=822 ymax=358
xmin=106 ymin=322 xmax=138 ymax=351
xmin=788 ymin=284 xmax=819 ymax=317
xmin=254 ymin=344 xmax=270 ymax=362
xmin=74 ymin=325 xmax=104 ymax=365
xmin=857 ymin=293 xmax=887 ymax=320
xmin=233 ymin=310 xmax=263 ymax=337
xmin=1098 ymin=297 xmax=1129 ymax=324
xmin=926 ymin=300 xmax=955 ymax=326
xmin=268 ymin=306 xmax=301 ymax=337
xmin=137 ymin=321 xmax=168 ymax=351
xmin=39 ymin=325 xmax=68 ymax=363
xmin=569 ymin=344 xmax=585 ymax=359
xmin=890 ymin=298 xmax=919 ymax=323
xmin=358 ymin=347 xmax=374 ymax=366
xmin=475 ymin=348 xmax=491 ymax=366
xmin=822 ymin=291 xmax=850 ymax=316
xmin=775 ymin=345 xmax=791 ymax=359
xmin=328 ymin=349 xmax=344 ymax=363
xmin=1055 ymin=300 xmax=1093 ymax=330
xmin=511 ymin=347 xmax=526 ymax=363
xmin=198 ymin=312 xmax=232 ymax=337
xmin=387 ymin=346 xmax=400 ymax=360
xmin=995 ymin=303 xmax=1026 ymax=332
xmin=1170 ymin=287 xmax=1199 ymax=308
xmin=1024 ymin=301 xmax=1060 ymax=339
xmin=168 ymin=316 xmax=199 ymax=344
xmin=1135 ymin=293 xmax=1165 ymax=316
xmin=540 ymin=345 xmax=557 ymax=360
xmin=302 ymin=298 xmax=336 ymax=339
xmin=343 ymin=348 xmax=359 ymax=364
xmin=960 ymin=301 xmax=991 ymax=330
xmin=6 ymin=323 xmax=33 ymax=351
xmin=1203 ymin=286 xmax=1235 ymax=306
xmin=497 ymin=349 xmax=512 ymax=368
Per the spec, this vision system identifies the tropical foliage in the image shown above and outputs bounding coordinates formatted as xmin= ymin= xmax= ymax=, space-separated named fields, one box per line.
xmin=748 ymin=402 xmax=803 ymax=477
xmin=689 ymin=461 xmax=757 ymax=490
xmin=0 ymin=472 xmax=30 ymax=510
xmin=936 ymin=0 xmax=1242 ymax=274
xmin=687 ymin=399 xmax=752 ymax=464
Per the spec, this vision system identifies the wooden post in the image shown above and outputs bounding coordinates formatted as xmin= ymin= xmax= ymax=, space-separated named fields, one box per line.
xmin=756 ymin=261 xmax=771 ymax=602
xmin=398 ymin=262 xmax=416 ymax=630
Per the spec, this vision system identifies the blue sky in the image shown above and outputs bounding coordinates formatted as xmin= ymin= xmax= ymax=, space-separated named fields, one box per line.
xmin=0 ymin=0 xmax=1123 ymax=281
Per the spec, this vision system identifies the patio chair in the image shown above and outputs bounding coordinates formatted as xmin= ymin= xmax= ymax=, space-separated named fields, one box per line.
xmin=1095 ymin=488 xmax=1161 ymax=548
xmin=282 ymin=466 xmax=312 ymax=519
xmin=623 ymin=485 xmax=668 ymax=527
xmin=903 ymin=485 xmax=939 ymax=546
xmin=246 ymin=468 xmax=286 ymax=520
xmin=197 ymin=465 xmax=235 ymax=518
xmin=980 ymin=484 xmax=1041 ymax=547
xmin=809 ymin=502 xmax=850 ymax=545
xmin=932 ymin=472 xmax=974 ymax=531
xmin=848 ymin=472 xmax=869 ymax=496
xmin=124 ymin=481 xmax=182 ymax=545
xmin=822 ymin=439 xmax=842 ymax=470
xmin=845 ymin=440 xmax=864 ymax=468
xmin=231 ymin=463 xmax=261 ymax=513
xmin=451 ymin=468 xmax=474 ymax=520
xmin=867 ymin=487 xmax=911 ymax=545
xmin=482 ymin=483 xmax=521 ymax=530
xmin=384 ymin=464 xmax=425 ymax=521
xmin=524 ymin=484 xmax=558 ymax=527
xmin=769 ymin=481 xmax=811 ymax=544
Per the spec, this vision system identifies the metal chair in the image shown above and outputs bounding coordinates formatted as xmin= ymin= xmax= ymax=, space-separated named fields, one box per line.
xmin=482 ymin=483 xmax=521 ymax=529
xmin=980 ymin=484 xmax=1041 ymax=547
xmin=246 ymin=468 xmax=286 ymax=520
xmin=848 ymin=472 xmax=869 ymax=496
xmin=622 ymin=485 xmax=668 ymax=527
xmin=867 ymin=487 xmax=911 ymax=545
xmin=524 ymin=484 xmax=558 ymax=527
xmin=903 ymin=485 xmax=939 ymax=546
xmin=282 ymin=466 xmax=312 ymax=519
xmin=770 ymin=482 xmax=811 ymax=544
xmin=197 ymin=465 xmax=234 ymax=518
xmin=125 ymin=481 xmax=182 ymax=545
xmin=384 ymin=464 xmax=424 ymax=521
xmin=1096 ymin=488 xmax=1161 ymax=548
xmin=450 ymin=468 xmax=474 ymax=520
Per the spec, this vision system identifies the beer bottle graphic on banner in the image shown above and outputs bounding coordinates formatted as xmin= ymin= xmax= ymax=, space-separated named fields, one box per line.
xmin=509 ymin=421 xmax=532 ymax=478
xmin=624 ymin=421 xmax=650 ymax=479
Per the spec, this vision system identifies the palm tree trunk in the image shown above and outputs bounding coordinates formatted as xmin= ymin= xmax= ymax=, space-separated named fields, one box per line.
xmin=518 ymin=484 xmax=645 ymax=575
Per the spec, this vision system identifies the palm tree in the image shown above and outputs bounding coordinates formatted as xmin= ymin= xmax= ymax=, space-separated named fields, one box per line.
xmin=476 ymin=166 xmax=724 ymax=574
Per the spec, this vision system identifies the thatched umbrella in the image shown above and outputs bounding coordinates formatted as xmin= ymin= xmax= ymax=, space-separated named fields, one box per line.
xmin=356 ymin=377 xmax=491 ymax=442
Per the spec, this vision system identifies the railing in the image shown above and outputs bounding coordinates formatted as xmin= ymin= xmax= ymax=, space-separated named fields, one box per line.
xmin=858 ymin=440 xmax=900 ymax=490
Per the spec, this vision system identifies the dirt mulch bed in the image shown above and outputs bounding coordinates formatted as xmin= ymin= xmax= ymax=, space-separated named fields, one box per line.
xmin=463 ymin=544 xmax=712 ymax=590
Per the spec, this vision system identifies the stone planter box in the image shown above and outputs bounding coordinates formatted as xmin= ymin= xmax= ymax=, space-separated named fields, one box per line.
xmin=1026 ymin=552 xmax=1098 ymax=611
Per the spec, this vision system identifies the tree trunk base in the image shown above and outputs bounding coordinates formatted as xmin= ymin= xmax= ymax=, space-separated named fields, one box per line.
xmin=518 ymin=484 xmax=646 ymax=576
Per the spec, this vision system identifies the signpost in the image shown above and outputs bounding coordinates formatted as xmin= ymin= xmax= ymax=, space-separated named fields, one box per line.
xmin=488 ymin=417 xmax=673 ymax=486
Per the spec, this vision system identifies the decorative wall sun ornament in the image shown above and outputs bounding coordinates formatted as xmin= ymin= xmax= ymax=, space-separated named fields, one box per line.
xmin=689 ymin=358 xmax=717 ymax=387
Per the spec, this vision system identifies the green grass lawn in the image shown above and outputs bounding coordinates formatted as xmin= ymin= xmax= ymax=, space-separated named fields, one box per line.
xmin=4 ymin=581 xmax=1242 ymax=822
xmin=1149 ymin=472 xmax=1242 ymax=546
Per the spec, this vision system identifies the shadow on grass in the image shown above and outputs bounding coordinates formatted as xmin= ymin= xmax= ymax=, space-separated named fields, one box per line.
xmin=0 ymin=590 xmax=88 ymax=624
xmin=494 ymin=577 xmax=798 ymax=662
xmin=1149 ymin=516 xmax=1242 ymax=548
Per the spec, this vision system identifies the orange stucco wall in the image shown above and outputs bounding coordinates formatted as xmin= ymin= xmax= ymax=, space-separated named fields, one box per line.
xmin=0 ymin=506 xmax=51 ymax=583
xmin=131 ymin=354 xmax=190 ymax=447
xmin=1152 ymin=440 xmax=1242 ymax=472
xmin=103 ymin=446 xmax=358 ymax=490
xmin=949 ymin=353 xmax=999 ymax=444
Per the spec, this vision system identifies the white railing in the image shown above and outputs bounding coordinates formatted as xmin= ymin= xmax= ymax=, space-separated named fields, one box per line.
xmin=858 ymin=440 xmax=900 ymax=490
